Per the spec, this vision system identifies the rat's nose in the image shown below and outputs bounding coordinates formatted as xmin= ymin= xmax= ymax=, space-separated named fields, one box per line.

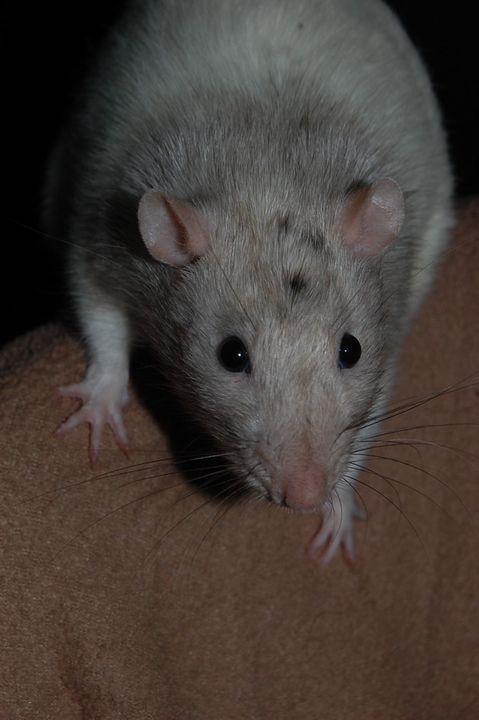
xmin=282 ymin=467 xmax=326 ymax=511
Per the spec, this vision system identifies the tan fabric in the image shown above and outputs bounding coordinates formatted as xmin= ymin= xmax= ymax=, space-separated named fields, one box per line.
xmin=1 ymin=201 xmax=478 ymax=719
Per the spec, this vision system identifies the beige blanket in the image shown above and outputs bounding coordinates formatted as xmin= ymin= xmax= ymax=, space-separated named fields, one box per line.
xmin=1 ymin=201 xmax=478 ymax=719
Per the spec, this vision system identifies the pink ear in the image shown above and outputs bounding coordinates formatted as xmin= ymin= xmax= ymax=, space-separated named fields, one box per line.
xmin=341 ymin=178 xmax=404 ymax=257
xmin=138 ymin=191 xmax=210 ymax=266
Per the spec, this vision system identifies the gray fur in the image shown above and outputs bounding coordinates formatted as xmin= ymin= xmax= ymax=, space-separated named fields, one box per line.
xmin=48 ymin=0 xmax=453 ymax=514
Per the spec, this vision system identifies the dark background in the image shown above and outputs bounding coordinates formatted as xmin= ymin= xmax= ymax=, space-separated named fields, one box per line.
xmin=2 ymin=1 xmax=478 ymax=348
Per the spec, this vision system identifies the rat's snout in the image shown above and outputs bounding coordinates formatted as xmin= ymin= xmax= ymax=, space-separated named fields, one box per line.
xmin=281 ymin=465 xmax=327 ymax=512
xmin=257 ymin=436 xmax=329 ymax=512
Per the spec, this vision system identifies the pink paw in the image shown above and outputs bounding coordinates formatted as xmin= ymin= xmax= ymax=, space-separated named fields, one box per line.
xmin=307 ymin=489 xmax=365 ymax=565
xmin=57 ymin=373 xmax=129 ymax=463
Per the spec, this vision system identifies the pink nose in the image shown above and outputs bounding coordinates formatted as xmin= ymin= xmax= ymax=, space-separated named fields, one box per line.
xmin=282 ymin=468 xmax=326 ymax=511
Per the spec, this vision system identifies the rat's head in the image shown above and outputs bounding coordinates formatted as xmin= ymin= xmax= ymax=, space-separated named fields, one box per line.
xmin=138 ymin=180 xmax=404 ymax=511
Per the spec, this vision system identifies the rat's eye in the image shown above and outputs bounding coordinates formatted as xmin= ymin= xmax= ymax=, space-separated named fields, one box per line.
xmin=339 ymin=333 xmax=361 ymax=369
xmin=217 ymin=336 xmax=251 ymax=374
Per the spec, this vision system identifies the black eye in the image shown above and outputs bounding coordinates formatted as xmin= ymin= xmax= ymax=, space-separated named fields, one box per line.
xmin=217 ymin=336 xmax=251 ymax=374
xmin=339 ymin=333 xmax=361 ymax=369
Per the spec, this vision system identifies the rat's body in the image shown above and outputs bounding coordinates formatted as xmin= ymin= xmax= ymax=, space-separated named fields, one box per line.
xmin=49 ymin=0 xmax=452 ymax=561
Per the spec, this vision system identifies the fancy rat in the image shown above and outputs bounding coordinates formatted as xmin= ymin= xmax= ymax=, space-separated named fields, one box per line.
xmin=47 ymin=0 xmax=453 ymax=562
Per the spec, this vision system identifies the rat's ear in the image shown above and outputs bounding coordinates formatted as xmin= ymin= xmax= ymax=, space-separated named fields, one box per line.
xmin=340 ymin=178 xmax=404 ymax=257
xmin=138 ymin=191 xmax=209 ymax=266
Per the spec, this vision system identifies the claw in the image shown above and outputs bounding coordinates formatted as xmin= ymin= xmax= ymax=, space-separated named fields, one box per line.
xmin=56 ymin=370 xmax=129 ymax=462
xmin=307 ymin=488 xmax=364 ymax=565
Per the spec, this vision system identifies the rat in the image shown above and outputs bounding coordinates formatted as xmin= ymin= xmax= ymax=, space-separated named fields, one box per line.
xmin=46 ymin=0 xmax=453 ymax=563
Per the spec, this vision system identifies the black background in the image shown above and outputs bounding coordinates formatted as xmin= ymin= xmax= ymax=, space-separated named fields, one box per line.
xmin=2 ymin=1 xmax=478 ymax=347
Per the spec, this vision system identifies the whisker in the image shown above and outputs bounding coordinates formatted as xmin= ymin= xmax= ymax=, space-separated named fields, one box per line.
xmin=360 ymin=452 xmax=469 ymax=516
xmin=350 ymin=460 xmax=402 ymax=510
xmin=353 ymin=474 xmax=427 ymax=555
xmin=167 ymin=468 xmax=233 ymax=503
xmin=51 ymin=480 xmax=184 ymax=562
xmin=115 ymin=458 xmax=233 ymax=490
xmin=360 ymin=436 xmax=479 ymax=464
xmin=96 ymin=447 xmax=235 ymax=479
xmin=352 ymin=438 xmax=426 ymax=471
xmin=372 ymin=421 xmax=479 ymax=438
xmin=20 ymin=440 xmax=245 ymax=508
xmin=333 ymin=486 xmax=344 ymax=543
xmin=189 ymin=486 xmax=242 ymax=563
xmin=342 ymin=475 xmax=370 ymax=556
xmin=342 ymin=475 xmax=369 ymax=522
xmin=352 ymin=375 xmax=479 ymax=434
xmin=118 ymin=469 xmax=186 ymax=490
xmin=350 ymin=460 xmax=454 ymax=522
xmin=142 ymin=497 xmax=213 ymax=568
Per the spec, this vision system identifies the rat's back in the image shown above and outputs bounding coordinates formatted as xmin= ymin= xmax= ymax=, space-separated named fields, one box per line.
xmin=99 ymin=0 xmax=445 ymax=159
xmin=68 ymin=0 xmax=451 ymax=306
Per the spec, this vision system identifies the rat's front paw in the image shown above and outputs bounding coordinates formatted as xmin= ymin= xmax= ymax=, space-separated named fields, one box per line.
xmin=306 ymin=485 xmax=365 ymax=565
xmin=57 ymin=366 xmax=129 ymax=462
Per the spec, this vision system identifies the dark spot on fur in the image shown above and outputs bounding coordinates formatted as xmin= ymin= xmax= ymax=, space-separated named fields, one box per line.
xmin=288 ymin=273 xmax=306 ymax=296
xmin=298 ymin=114 xmax=310 ymax=132
xmin=278 ymin=214 xmax=290 ymax=235
xmin=300 ymin=230 xmax=323 ymax=251
xmin=297 ymin=22 xmax=304 ymax=30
